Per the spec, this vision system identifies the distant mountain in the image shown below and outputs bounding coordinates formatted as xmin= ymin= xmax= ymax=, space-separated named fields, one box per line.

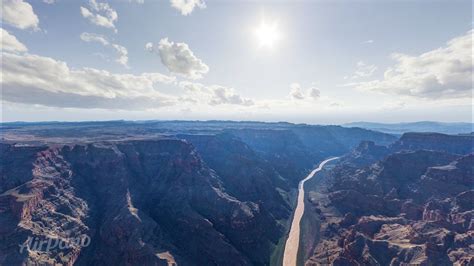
xmin=343 ymin=121 xmax=474 ymax=135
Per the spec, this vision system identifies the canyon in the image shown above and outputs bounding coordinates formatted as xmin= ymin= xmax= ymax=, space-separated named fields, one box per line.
xmin=305 ymin=132 xmax=474 ymax=265
xmin=0 ymin=120 xmax=472 ymax=265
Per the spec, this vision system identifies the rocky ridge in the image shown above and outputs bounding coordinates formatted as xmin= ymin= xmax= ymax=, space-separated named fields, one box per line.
xmin=306 ymin=133 xmax=474 ymax=265
xmin=1 ymin=140 xmax=282 ymax=265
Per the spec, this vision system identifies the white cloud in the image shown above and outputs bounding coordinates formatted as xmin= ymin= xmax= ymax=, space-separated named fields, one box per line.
xmin=289 ymin=83 xmax=320 ymax=101
xmin=356 ymin=30 xmax=473 ymax=99
xmin=111 ymin=44 xmax=128 ymax=67
xmin=170 ymin=0 xmax=205 ymax=16
xmin=43 ymin=0 xmax=55 ymax=4
xmin=147 ymin=38 xmax=209 ymax=79
xmin=308 ymin=87 xmax=321 ymax=99
xmin=80 ymin=32 xmax=128 ymax=67
xmin=179 ymin=81 xmax=254 ymax=106
xmin=1 ymin=0 xmax=39 ymax=30
xmin=209 ymin=86 xmax=254 ymax=106
xmin=80 ymin=32 xmax=109 ymax=46
xmin=145 ymin=42 xmax=154 ymax=52
xmin=289 ymin=83 xmax=305 ymax=100
xmin=1 ymin=28 xmax=28 ymax=52
xmin=352 ymin=61 xmax=377 ymax=79
xmin=80 ymin=0 xmax=118 ymax=32
xmin=1 ymin=51 xmax=176 ymax=109
xmin=362 ymin=40 xmax=374 ymax=44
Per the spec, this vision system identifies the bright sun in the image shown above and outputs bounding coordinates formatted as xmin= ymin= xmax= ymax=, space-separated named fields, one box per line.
xmin=255 ymin=20 xmax=280 ymax=48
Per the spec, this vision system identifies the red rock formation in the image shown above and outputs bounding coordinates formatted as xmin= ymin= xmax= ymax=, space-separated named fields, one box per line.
xmin=307 ymin=149 xmax=474 ymax=265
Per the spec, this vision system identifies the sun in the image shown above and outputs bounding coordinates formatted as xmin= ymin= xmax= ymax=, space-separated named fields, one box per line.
xmin=254 ymin=20 xmax=280 ymax=48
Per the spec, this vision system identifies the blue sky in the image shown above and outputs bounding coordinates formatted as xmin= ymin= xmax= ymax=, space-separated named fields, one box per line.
xmin=1 ymin=0 xmax=472 ymax=123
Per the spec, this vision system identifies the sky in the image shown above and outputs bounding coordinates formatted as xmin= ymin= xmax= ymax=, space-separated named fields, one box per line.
xmin=1 ymin=0 xmax=472 ymax=124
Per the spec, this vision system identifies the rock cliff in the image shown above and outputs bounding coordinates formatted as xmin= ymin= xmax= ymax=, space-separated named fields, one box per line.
xmin=306 ymin=133 xmax=474 ymax=265
xmin=1 ymin=140 xmax=283 ymax=265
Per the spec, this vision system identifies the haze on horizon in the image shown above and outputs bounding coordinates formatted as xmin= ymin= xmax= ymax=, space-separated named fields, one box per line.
xmin=0 ymin=0 xmax=472 ymax=124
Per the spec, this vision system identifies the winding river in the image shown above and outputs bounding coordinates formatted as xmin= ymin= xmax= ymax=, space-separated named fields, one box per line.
xmin=282 ymin=157 xmax=339 ymax=266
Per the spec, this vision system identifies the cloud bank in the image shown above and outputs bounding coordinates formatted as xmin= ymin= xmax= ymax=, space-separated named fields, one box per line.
xmin=1 ymin=28 xmax=28 ymax=52
xmin=1 ymin=51 xmax=176 ymax=109
xmin=1 ymin=0 xmax=39 ymax=30
xmin=356 ymin=30 xmax=473 ymax=99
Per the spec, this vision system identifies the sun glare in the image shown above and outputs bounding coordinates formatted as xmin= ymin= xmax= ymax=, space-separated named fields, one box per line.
xmin=255 ymin=20 xmax=280 ymax=48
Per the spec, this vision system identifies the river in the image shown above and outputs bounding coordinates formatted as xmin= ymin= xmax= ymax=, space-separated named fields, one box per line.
xmin=282 ymin=157 xmax=339 ymax=266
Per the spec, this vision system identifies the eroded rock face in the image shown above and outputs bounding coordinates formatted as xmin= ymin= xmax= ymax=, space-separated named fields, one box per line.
xmin=307 ymin=134 xmax=474 ymax=265
xmin=0 ymin=140 xmax=284 ymax=265
xmin=1 ymin=121 xmax=399 ymax=265
xmin=0 ymin=146 xmax=90 ymax=265
xmin=178 ymin=133 xmax=291 ymax=220
xmin=339 ymin=141 xmax=391 ymax=168
xmin=227 ymin=129 xmax=317 ymax=185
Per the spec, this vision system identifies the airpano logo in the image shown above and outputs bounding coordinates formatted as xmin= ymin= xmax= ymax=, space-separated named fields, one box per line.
xmin=19 ymin=234 xmax=90 ymax=254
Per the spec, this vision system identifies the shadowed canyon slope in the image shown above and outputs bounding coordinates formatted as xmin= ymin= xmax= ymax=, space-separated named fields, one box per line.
xmin=0 ymin=121 xmax=396 ymax=265
xmin=1 ymin=121 xmax=472 ymax=265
